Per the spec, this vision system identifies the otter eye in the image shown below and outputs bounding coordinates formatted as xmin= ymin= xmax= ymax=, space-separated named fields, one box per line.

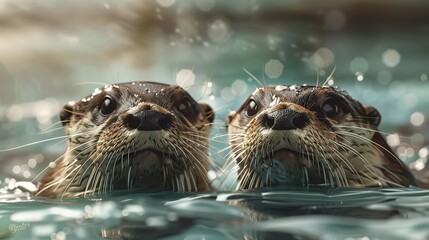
xmin=321 ymin=98 xmax=340 ymax=117
xmin=100 ymin=97 xmax=116 ymax=116
xmin=245 ymin=99 xmax=259 ymax=117
xmin=178 ymin=97 xmax=193 ymax=114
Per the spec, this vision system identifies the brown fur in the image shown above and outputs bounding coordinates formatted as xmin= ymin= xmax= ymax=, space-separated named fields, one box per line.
xmin=36 ymin=82 xmax=214 ymax=198
xmin=226 ymin=85 xmax=416 ymax=189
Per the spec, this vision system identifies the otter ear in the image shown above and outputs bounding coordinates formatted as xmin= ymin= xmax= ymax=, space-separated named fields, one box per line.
xmin=364 ymin=105 xmax=381 ymax=127
xmin=59 ymin=102 xmax=75 ymax=127
xmin=199 ymin=103 xmax=215 ymax=124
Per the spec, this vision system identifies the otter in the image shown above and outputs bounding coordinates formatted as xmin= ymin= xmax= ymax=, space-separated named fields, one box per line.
xmin=36 ymin=81 xmax=214 ymax=198
xmin=226 ymin=85 xmax=415 ymax=189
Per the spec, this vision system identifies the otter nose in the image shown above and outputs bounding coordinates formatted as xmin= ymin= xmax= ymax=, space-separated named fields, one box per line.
xmin=124 ymin=107 xmax=173 ymax=131
xmin=263 ymin=108 xmax=309 ymax=130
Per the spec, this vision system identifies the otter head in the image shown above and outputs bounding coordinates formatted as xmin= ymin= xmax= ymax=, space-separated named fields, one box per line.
xmin=227 ymin=85 xmax=414 ymax=189
xmin=37 ymin=81 xmax=214 ymax=198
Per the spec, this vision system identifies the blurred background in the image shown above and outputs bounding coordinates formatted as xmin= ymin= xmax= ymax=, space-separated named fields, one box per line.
xmin=0 ymin=0 xmax=428 ymax=186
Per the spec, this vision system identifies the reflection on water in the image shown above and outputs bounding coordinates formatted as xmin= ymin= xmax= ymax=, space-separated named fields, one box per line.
xmin=1 ymin=0 xmax=429 ymax=239
xmin=1 ymin=188 xmax=429 ymax=239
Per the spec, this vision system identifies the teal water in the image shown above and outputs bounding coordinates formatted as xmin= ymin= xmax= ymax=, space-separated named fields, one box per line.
xmin=1 ymin=0 xmax=429 ymax=239
xmin=1 ymin=188 xmax=429 ymax=239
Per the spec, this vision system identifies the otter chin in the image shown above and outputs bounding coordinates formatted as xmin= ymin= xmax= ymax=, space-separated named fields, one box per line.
xmin=226 ymin=85 xmax=416 ymax=190
xmin=36 ymin=81 xmax=214 ymax=198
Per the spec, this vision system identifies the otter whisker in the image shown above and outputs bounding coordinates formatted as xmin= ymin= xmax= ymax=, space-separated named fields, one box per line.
xmin=33 ymin=138 xmax=96 ymax=183
xmin=127 ymin=166 xmax=132 ymax=191
xmin=322 ymin=65 xmax=336 ymax=88
xmin=336 ymin=130 xmax=403 ymax=163
xmin=0 ymin=135 xmax=71 ymax=153
xmin=243 ymin=67 xmax=264 ymax=87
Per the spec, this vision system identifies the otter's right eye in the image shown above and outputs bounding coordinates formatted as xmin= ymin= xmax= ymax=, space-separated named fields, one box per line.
xmin=321 ymin=98 xmax=341 ymax=118
xmin=100 ymin=97 xmax=116 ymax=116
xmin=245 ymin=99 xmax=259 ymax=117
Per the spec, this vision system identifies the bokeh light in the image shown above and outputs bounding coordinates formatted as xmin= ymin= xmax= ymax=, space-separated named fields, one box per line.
xmin=264 ymin=59 xmax=284 ymax=79
xmin=382 ymin=49 xmax=401 ymax=67
xmin=176 ymin=69 xmax=196 ymax=88
xmin=208 ymin=19 xmax=230 ymax=43
xmin=410 ymin=112 xmax=425 ymax=127
xmin=231 ymin=79 xmax=248 ymax=96
xmin=311 ymin=48 xmax=335 ymax=69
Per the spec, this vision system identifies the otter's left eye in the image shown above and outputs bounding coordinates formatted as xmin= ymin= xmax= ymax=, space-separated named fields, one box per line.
xmin=178 ymin=97 xmax=193 ymax=114
xmin=321 ymin=98 xmax=340 ymax=117
xmin=100 ymin=97 xmax=116 ymax=116
xmin=245 ymin=99 xmax=259 ymax=117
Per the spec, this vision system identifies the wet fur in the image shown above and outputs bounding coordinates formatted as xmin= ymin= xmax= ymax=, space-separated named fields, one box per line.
xmin=226 ymin=85 xmax=415 ymax=189
xmin=36 ymin=82 xmax=214 ymax=198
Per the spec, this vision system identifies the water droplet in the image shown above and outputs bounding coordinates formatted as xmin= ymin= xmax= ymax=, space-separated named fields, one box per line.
xmin=356 ymin=74 xmax=364 ymax=81
xmin=339 ymin=89 xmax=350 ymax=96
xmin=275 ymin=85 xmax=288 ymax=91
xmin=208 ymin=170 xmax=217 ymax=180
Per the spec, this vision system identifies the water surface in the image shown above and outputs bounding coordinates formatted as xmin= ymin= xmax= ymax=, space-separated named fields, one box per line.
xmin=1 ymin=0 xmax=429 ymax=239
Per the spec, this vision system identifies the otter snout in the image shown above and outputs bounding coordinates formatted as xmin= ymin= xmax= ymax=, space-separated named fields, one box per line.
xmin=262 ymin=108 xmax=309 ymax=130
xmin=124 ymin=105 xmax=173 ymax=131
